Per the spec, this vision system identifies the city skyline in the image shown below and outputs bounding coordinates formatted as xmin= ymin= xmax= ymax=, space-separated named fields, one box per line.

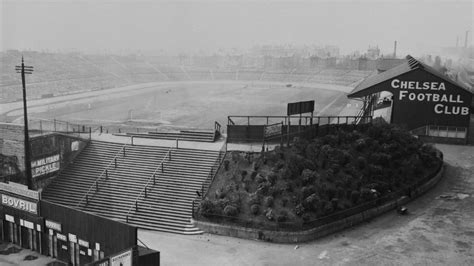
xmin=1 ymin=0 xmax=472 ymax=57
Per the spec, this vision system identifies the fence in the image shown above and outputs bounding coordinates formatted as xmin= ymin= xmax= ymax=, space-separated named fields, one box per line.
xmin=226 ymin=115 xmax=373 ymax=143
xmin=28 ymin=118 xmax=92 ymax=140
xmin=193 ymin=157 xmax=442 ymax=232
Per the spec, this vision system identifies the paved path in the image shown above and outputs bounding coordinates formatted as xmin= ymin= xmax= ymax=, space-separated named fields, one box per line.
xmin=138 ymin=144 xmax=474 ymax=266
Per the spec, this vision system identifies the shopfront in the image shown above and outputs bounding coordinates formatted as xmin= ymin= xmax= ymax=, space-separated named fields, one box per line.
xmin=0 ymin=182 xmax=43 ymax=253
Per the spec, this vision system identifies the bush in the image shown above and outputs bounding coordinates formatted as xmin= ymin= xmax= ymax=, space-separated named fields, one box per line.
xmin=257 ymin=182 xmax=271 ymax=196
xmin=281 ymin=197 xmax=289 ymax=207
xmin=250 ymin=171 xmax=258 ymax=180
xmin=303 ymin=193 xmax=320 ymax=212
xmin=215 ymin=188 xmax=226 ymax=199
xmin=199 ymin=199 xmax=215 ymax=215
xmin=295 ymin=203 xmax=305 ymax=216
xmin=256 ymin=174 xmax=266 ymax=184
xmin=248 ymin=193 xmax=261 ymax=205
xmin=302 ymin=185 xmax=316 ymax=199
xmin=301 ymin=169 xmax=316 ymax=185
xmin=264 ymin=196 xmax=274 ymax=207
xmin=223 ymin=205 xmax=239 ymax=217
xmin=276 ymin=211 xmax=288 ymax=222
xmin=266 ymin=174 xmax=278 ymax=185
xmin=224 ymin=160 xmax=230 ymax=171
xmin=350 ymin=190 xmax=360 ymax=204
xmin=302 ymin=213 xmax=311 ymax=222
xmin=250 ymin=204 xmax=260 ymax=215
xmin=265 ymin=208 xmax=274 ymax=221
xmin=241 ymin=170 xmax=248 ymax=181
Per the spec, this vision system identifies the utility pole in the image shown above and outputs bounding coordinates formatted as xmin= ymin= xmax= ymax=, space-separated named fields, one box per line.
xmin=15 ymin=57 xmax=34 ymax=189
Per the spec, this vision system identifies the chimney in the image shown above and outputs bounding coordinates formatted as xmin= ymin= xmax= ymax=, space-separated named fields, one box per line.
xmin=393 ymin=41 xmax=397 ymax=58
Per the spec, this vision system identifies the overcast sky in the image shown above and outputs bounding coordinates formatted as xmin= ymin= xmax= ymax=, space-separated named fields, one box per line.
xmin=1 ymin=0 xmax=472 ymax=56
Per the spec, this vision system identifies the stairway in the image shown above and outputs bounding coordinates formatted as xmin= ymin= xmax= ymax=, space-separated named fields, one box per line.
xmin=42 ymin=140 xmax=222 ymax=234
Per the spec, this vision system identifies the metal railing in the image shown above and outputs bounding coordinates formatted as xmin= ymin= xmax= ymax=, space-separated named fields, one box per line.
xmin=215 ymin=121 xmax=222 ymax=134
xmin=28 ymin=117 xmax=92 ymax=140
xmin=125 ymin=147 xmax=173 ymax=223
xmin=76 ymin=144 xmax=128 ymax=207
xmin=227 ymin=115 xmax=372 ymax=126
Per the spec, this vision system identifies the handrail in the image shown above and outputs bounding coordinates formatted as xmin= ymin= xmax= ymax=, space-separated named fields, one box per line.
xmin=76 ymin=144 xmax=128 ymax=207
xmin=192 ymin=142 xmax=227 ymax=217
xmin=125 ymin=147 xmax=173 ymax=222
xmin=215 ymin=121 xmax=221 ymax=133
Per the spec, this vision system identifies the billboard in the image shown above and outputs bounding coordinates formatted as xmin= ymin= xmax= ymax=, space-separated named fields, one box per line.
xmin=388 ymin=69 xmax=472 ymax=130
xmin=31 ymin=154 xmax=60 ymax=178
xmin=287 ymin=100 xmax=315 ymax=116
xmin=264 ymin=122 xmax=283 ymax=138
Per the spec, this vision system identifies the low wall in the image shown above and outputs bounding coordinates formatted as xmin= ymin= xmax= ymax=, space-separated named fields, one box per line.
xmin=194 ymin=163 xmax=445 ymax=243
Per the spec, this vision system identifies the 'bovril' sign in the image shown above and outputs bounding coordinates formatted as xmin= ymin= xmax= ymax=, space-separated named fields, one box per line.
xmin=392 ymin=79 xmax=470 ymax=116
xmin=1 ymin=194 xmax=38 ymax=214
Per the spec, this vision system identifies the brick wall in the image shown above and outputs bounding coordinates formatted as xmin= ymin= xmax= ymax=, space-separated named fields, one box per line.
xmin=0 ymin=123 xmax=25 ymax=171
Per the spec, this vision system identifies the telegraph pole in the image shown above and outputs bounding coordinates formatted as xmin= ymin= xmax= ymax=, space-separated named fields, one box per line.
xmin=15 ymin=57 xmax=34 ymax=189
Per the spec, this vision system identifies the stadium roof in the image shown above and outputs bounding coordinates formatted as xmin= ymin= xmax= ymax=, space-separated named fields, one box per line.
xmin=348 ymin=55 xmax=473 ymax=98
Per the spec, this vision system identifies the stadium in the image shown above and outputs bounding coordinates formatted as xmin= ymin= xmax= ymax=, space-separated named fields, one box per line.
xmin=1 ymin=1 xmax=474 ymax=265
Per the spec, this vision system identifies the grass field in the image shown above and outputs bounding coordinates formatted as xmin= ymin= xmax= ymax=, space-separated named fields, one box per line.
xmin=4 ymin=81 xmax=350 ymax=132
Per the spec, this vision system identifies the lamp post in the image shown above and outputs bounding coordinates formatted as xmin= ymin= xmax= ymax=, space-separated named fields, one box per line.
xmin=15 ymin=57 xmax=34 ymax=189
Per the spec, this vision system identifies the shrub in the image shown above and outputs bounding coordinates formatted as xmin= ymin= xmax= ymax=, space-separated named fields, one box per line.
xmin=256 ymin=174 xmax=266 ymax=184
xmin=302 ymin=213 xmax=311 ymax=222
xmin=281 ymin=197 xmax=289 ymax=207
xmin=199 ymin=199 xmax=215 ymax=215
xmin=257 ymin=182 xmax=271 ymax=196
xmin=276 ymin=210 xmax=289 ymax=222
xmin=301 ymin=169 xmax=316 ymax=186
xmin=215 ymin=188 xmax=226 ymax=199
xmin=250 ymin=171 xmax=258 ymax=180
xmin=224 ymin=160 xmax=230 ymax=171
xmin=231 ymin=152 xmax=240 ymax=162
xmin=302 ymin=185 xmax=316 ymax=199
xmin=323 ymin=201 xmax=333 ymax=215
xmin=241 ymin=170 xmax=248 ymax=181
xmin=303 ymin=193 xmax=320 ymax=212
xmin=360 ymin=188 xmax=372 ymax=202
xmin=331 ymin=198 xmax=339 ymax=210
xmin=295 ymin=203 xmax=305 ymax=216
xmin=223 ymin=205 xmax=239 ymax=217
xmin=265 ymin=208 xmax=274 ymax=221
xmin=250 ymin=204 xmax=260 ymax=215
xmin=356 ymin=156 xmax=367 ymax=170
xmin=248 ymin=193 xmax=261 ymax=205
xmin=264 ymin=196 xmax=274 ymax=207
xmin=266 ymin=174 xmax=278 ymax=185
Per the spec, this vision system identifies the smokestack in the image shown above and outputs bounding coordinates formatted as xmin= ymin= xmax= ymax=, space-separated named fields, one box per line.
xmin=465 ymin=31 xmax=469 ymax=48
xmin=393 ymin=41 xmax=397 ymax=58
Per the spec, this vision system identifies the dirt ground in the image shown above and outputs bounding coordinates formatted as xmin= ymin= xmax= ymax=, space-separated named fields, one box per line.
xmin=138 ymin=144 xmax=474 ymax=266
xmin=1 ymin=81 xmax=348 ymax=132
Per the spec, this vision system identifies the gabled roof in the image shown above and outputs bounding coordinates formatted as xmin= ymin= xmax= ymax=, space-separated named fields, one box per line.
xmin=348 ymin=55 xmax=473 ymax=98
xmin=376 ymin=58 xmax=407 ymax=72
